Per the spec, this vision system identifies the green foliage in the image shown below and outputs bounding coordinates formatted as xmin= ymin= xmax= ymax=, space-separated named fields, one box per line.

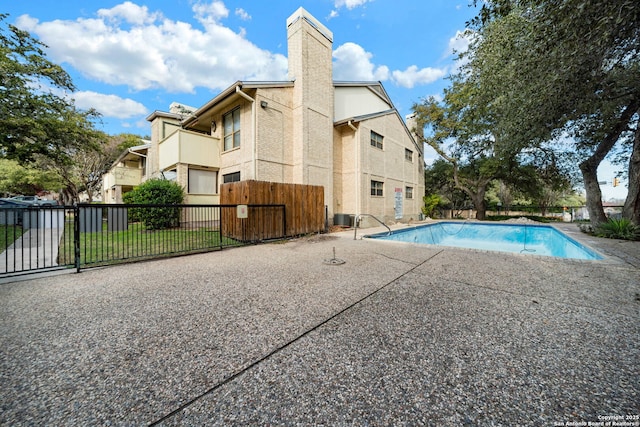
xmin=593 ymin=218 xmax=640 ymax=241
xmin=124 ymin=179 xmax=185 ymax=230
xmin=0 ymin=158 xmax=62 ymax=196
xmin=464 ymin=0 xmax=640 ymax=225
xmin=422 ymin=194 xmax=441 ymax=218
xmin=115 ymin=133 xmax=146 ymax=152
xmin=0 ymin=14 xmax=101 ymax=163
xmin=413 ymin=80 xmax=499 ymax=220
xmin=424 ymin=159 xmax=471 ymax=213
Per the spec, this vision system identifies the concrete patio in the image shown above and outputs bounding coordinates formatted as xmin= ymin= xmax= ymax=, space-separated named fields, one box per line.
xmin=1 ymin=223 xmax=638 ymax=425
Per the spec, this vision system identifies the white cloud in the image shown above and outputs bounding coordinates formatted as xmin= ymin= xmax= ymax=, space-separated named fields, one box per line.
xmin=14 ymin=2 xmax=287 ymax=94
xmin=97 ymin=1 xmax=161 ymax=25
xmin=327 ymin=10 xmax=339 ymax=20
xmin=333 ymin=42 xmax=388 ymax=81
xmin=334 ymin=0 xmax=373 ymax=10
xmin=448 ymin=29 xmax=473 ymax=56
xmin=192 ymin=1 xmax=229 ymax=23
xmin=235 ymin=8 xmax=251 ymax=21
xmin=392 ymin=65 xmax=446 ymax=88
xmin=333 ymin=42 xmax=446 ymax=88
xmin=73 ymin=91 xmax=148 ymax=119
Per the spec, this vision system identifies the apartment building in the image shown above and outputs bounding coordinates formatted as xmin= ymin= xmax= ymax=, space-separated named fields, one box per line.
xmin=103 ymin=7 xmax=425 ymax=224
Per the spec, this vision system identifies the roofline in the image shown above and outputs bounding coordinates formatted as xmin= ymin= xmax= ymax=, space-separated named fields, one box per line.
xmin=334 ymin=109 xmax=397 ymax=126
xmin=109 ymin=142 xmax=151 ymax=169
xmin=333 ymin=80 xmax=394 ymax=107
xmin=335 ymin=109 xmax=423 ymax=156
xmin=127 ymin=142 xmax=151 ymax=152
xmin=181 ymin=80 xmax=295 ymax=128
xmin=146 ymin=110 xmax=183 ymax=122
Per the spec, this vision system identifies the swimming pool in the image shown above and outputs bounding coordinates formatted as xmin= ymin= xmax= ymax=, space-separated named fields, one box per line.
xmin=365 ymin=222 xmax=602 ymax=260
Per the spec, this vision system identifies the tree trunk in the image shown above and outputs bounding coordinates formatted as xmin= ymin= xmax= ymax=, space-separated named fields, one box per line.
xmin=579 ymin=101 xmax=639 ymax=227
xmin=539 ymin=203 xmax=548 ymax=217
xmin=623 ymin=126 xmax=640 ymax=225
xmin=472 ymin=187 xmax=487 ymax=220
xmin=580 ymin=159 xmax=607 ymax=225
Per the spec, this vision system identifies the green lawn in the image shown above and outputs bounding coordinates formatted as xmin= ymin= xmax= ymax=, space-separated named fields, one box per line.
xmin=58 ymin=222 xmax=243 ymax=266
xmin=0 ymin=225 xmax=25 ymax=251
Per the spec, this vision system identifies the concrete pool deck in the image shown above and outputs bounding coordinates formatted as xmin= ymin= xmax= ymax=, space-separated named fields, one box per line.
xmin=1 ymin=222 xmax=638 ymax=425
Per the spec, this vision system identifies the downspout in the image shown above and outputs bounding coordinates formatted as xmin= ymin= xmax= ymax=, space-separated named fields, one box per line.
xmin=235 ymin=85 xmax=257 ymax=179
xmin=348 ymin=120 xmax=359 ymax=222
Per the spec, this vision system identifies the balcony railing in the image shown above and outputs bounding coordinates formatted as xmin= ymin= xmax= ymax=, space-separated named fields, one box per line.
xmin=104 ymin=166 xmax=143 ymax=187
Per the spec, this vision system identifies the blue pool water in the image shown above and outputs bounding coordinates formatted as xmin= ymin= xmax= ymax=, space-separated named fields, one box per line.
xmin=366 ymin=222 xmax=602 ymax=260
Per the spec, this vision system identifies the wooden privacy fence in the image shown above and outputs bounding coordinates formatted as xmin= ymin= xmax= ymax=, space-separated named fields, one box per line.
xmin=220 ymin=180 xmax=325 ymax=240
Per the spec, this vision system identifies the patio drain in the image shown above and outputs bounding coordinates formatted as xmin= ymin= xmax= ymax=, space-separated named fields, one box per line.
xmin=323 ymin=247 xmax=345 ymax=265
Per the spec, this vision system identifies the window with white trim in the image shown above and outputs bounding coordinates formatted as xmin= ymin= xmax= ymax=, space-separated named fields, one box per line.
xmin=223 ymin=108 xmax=241 ymax=151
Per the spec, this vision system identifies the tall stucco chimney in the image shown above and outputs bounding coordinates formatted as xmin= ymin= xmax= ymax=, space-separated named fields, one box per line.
xmin=286 ymin=7 xmax=334 ymax=207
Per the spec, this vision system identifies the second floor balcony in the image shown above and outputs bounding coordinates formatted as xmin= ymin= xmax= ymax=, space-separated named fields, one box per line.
xmin=159 ymin=129 xmax=221 ymax=170
xmin=104 ymin=166 xmax=144 ymax=188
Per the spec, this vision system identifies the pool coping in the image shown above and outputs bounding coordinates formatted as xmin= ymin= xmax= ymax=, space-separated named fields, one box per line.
xmin=360 ymin=219 xmax=634 ymax=265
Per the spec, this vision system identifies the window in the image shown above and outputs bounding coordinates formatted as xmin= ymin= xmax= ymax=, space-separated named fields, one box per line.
xmin=162 ymin=169 xmax=177 ymax=181
xmin=223 ymin=171 xmax=241 ymax=183
xmin=371 ymin=180 xmax=384 ymax=197
xmin=223 ymin=108 xmax=241 ymax=151
xmin=370 ymin=131 xmax=383 ymax=149
xmin=405 ymin=148 xmax=413 ymax=162
xmin=405 ymin=186 xmax=414 ymax=199
xmin=188 ymin=169 xmax=217 ymax=194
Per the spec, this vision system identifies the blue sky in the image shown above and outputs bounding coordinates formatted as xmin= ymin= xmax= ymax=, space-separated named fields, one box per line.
xmin=5 ymin=0 xmax=628 ymax=200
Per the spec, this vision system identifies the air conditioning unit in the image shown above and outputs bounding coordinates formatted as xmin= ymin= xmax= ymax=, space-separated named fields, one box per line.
xmin=333 ymin=213 xmax=353 ymax=227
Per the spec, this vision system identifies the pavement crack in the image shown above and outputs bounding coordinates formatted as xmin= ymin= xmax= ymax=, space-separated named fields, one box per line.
xmin=374 ymin=252 xmax=420 ymax=266
xmin=147 ymin=249 xmax=444 ymax=426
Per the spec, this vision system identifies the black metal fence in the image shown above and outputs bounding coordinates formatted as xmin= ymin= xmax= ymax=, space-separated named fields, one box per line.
xmin=0 ymin=203 xmax=286 ymax=279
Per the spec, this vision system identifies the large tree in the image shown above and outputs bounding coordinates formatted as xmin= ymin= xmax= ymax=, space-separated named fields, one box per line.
xmin=36 ymin=133 xmax=144 ymax=204
xmin=466 ymin=0 xmax=640 ymax=225
xmin=424 ymin=159 xmax=471 ymax=218
xmin=413 ymin=77 xmax=503 ymax=220
xmin=0 ymin=13 xmax=100 ymax=163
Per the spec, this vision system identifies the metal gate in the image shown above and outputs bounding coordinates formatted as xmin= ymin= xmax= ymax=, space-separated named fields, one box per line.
xmin=0 ymin=203 xmax=286 ymax=279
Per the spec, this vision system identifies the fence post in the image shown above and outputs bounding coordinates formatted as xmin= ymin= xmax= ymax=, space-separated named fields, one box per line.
xmin=74 ymin=206 xmax=81 ymax=273
xmin=219 ymin=205 xmax=224 ymax=250
xmin=325 ymin=205 xmax=328 ymax=232
xmin=282 ymin=204 xmax=287 ymax=238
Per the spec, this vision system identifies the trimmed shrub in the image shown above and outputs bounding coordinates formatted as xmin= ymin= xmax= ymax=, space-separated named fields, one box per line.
xmin=125 ymin=179 xmax=185 ymax=230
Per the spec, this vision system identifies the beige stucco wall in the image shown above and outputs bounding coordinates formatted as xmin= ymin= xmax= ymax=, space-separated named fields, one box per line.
xmin=334 ymin=114 xmax=424 ymax=224
xmin=254 ymin=87 xmax=294 ymax=183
